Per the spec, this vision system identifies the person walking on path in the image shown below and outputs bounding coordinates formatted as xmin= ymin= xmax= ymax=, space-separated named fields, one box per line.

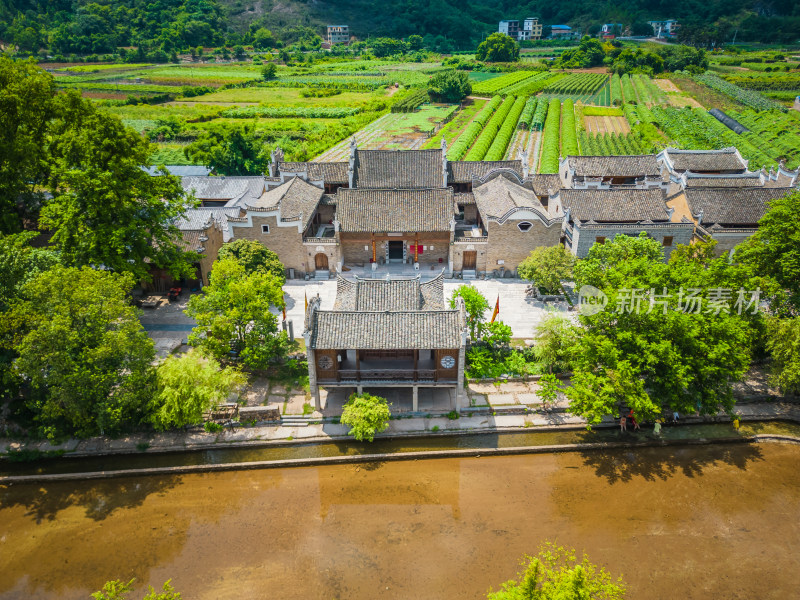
xmin=654 ymin=420 xmax=662 ymax=436
xmin=620 ymin=416 xmax=627 ymax=432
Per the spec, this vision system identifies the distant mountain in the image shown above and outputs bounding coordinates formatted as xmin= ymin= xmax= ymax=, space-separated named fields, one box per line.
xmin=1 ymin=0 xmax=798 ymax=54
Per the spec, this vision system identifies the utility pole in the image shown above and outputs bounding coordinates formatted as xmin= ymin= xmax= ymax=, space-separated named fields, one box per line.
xmin=732 ymin=29 xmax=738 ymax=45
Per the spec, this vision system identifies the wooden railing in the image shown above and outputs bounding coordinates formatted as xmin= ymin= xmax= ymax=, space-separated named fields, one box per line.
xmin=319 ymin=369 xmax=456 ymax=383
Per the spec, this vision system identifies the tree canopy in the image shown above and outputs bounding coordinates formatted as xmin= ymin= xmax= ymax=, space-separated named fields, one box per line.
xmin=450 ymin=285 xmax=489 ymax=339
xmin=518 ymin=245 xmax=575 ymax=295
xmin=427 ymin=70 xmax=472 ymax=103
xmin=151 ymin=350 xmax=246 ymax=430
xmin=735 ymin=190 xmax=800 ymax=315
xmin=567 ymin=234 xmax=755 ymax=425
xmin=186 ymin=258 xmax=289 ymax=370
xmin=2 ymin=266 xmax=155 ymax=440
xmin=217 ymin=239 xmax=286 ymax=284
xmin=185 ymin=123 xmax=270 ymax=176
xmin=487 ymin=543 xmax=626 ymax=600
xmin=476 ymin=33 xmax=519 ymax=63
xmin=340 ymin=392 xmax=391 ymax=442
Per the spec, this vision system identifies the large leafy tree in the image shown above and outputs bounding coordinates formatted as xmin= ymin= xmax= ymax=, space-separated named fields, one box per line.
xmin=518 ymin=244 xmax=575 ymax=295
xmin=186 ymin=258 xmax=289 ymax=370
xmin=487 ymin=543 xmax=626 ymax=600
xmin=765 ymin=317 xmax=800 ymax=395
xmin=476 ymin=33 xmax=519 ymax=62
xmin=735 ymin=190 xmax=800 ymax=314
xmin=567 ymin=234 xmax=755 ymax=425
xmin=3 ymin=266 xmax=156 ymax=440
xmin=185 ymin=122 xmax=269 ymax=175
xmin=0 ymin=57 xmax=56 ymax=232
xmin=40 ymin=91 xmax=196 ymax=282
xmin=427 ymin=70 xmax=472 ymax=103
xmin=217 ymin=238 xmax=286 ymax=284
xmin=151 ymin=350 xmax=246 ymax=430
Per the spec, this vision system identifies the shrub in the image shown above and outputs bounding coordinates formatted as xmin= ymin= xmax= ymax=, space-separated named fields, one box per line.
xmin=341 ymin=393 xmax=391 ymax=442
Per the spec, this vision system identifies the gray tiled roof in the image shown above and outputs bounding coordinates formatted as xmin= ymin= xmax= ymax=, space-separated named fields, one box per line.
xmin=454 ymin=192 xmax=476 ymax=205
xmin=684 ymin=175 xmax=763 ymax=188
xmin=246 ymin=176 xmax=323 ymax=228
xmin=310 ymin=311 xmax=463 ymax=350
xmin=527 ymin=174 xmax=561 ymax=196
xmin=279 ymin=161 xmax=349 ymax=183
xmin=664 ymin=148 xmax=747 ymax=173
xmin=176 ymin=207 xmax=240 ymax=232
xmin=567 ymin=155 xmax=660 ymax=178
xmin=335 ymin=188 xmax=454 ymax=232
xmin=353 ymin=149 xmax=444 ymax=188
xmin=560 ymin=188 xmax=668 ymax=222
xmin=448 ymin=160 xmax=523 ymax=183
xmin=333 ymin=273 xmax=445 ymax=311
xmin=473 ymin=175 xmax=551 ymax=223
xmin=181 ymin=176 xmax=265 ymax=202
xmin=682 ymin=187 xmax=794 ymax=226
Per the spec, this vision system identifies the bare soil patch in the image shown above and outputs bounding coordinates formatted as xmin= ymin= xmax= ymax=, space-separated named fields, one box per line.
xmin=585 ymin=115 xmax=630 ymax=134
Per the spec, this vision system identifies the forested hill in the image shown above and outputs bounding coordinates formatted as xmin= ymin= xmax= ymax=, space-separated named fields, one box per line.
xmin=1 ymin=0 xmax=798 ymax=54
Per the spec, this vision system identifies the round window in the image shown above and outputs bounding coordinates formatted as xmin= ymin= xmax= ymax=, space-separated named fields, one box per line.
xmin=440 ymin=355 xmax=456 ymax=369
xmin=317 ymin=355 xmax=334 ymax=370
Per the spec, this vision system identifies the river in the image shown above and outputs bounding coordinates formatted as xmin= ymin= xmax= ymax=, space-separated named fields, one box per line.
xmin=2 ymin=440 xmax=799 ymax=599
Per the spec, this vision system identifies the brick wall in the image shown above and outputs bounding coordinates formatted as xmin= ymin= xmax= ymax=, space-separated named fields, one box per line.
xmin=198 ymin=224 xmax=224 ymax=285
xmin=710 ymin=231 xmax=755 ymax=256
xmin=451 ymin=242 xmax=489 ymax=272
xmin=485 ymin=218 xmax=562 ymax=272
xmin=230 ymin=214 xmax=308 ymax=273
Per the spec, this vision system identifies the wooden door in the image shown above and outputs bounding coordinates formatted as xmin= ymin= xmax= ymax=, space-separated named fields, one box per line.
xmin=463 ymin=251 xmax=477 ymax=270
xmin=314 ymin=253 xmax=329 ymax=270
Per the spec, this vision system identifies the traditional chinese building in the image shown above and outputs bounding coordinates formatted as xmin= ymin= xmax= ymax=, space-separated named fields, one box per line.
xmin=303 ymin=272 xmax=468 ymax=412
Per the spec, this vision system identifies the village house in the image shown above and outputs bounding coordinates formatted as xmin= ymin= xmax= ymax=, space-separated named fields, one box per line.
xmin=164 ymin=145 xmax=798 ymax=280
xmin=304 ymin=273 xmax=468 ymax=412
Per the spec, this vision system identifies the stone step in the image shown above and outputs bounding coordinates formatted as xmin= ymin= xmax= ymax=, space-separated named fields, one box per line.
xmin=462 ymin=270 xmax=477 ymax=280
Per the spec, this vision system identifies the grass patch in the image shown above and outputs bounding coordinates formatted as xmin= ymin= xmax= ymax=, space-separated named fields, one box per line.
xmin=424 ymin=98 xmax=487 ymax=149
xmin=179 ymin=86 xmax=378 ymax=106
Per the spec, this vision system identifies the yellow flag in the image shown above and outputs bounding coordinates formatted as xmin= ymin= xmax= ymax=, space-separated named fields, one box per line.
xmin=304 ymin=291 xmax=308 ymax=311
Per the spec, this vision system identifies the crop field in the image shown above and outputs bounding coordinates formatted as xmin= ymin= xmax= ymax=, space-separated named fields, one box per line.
xmin=313 ymin=104 xmax=458 ymax=158
xmin=53 ymin=49 xmax=800 ymax=175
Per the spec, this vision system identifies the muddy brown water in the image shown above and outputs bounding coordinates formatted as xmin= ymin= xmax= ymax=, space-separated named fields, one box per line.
xmin=1 ymin=433 xmax=799 ymax=599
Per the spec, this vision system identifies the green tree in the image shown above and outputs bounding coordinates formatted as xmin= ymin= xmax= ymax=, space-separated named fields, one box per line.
xmin=151 ymin=350 xmax=246 ymax=430
xmin=233 ymin=45 xmax=246 ymax=60
xmin=518 ymin=245 xmax=575 ymax=295
xmin=0 ymin=232 xmax=60 ymax=312
xmin=476 ymin=33 xmax=519 ymax=62
xmin=567 ymin=233 xmax=754 ymax=426
xmin=450 ymin=285 xmax=490 ymax=339
xmin=184 ymin=123 xmax=269 ymax=176
xmin=735 ymin=190 xmax=800 ymax=314
xmin=370 ymin=37 xmax=408 ymax=58
xmin=479 ymin=320 xmax=512 ymax=347
xmin=532 ymin=314 xmax=578 ymax=374
xmin=261 ymin=62 xmax=278 ymax=80
xmin=0 ymin=57 xmax=56 ymax=232
xmin=93 ymin=579 xmax=181 ymax=600
xmin=340 ymin=392 xmax=391 ymax=442
xmin=40 ymin=91 xmax=196 ymax=282
xmin=427 ymin=70 xmax=472 ymax=103
xmin=217 ymin=238 xmax=286 ymax=284
xmin=487 ymin=543 xmax=626 ymax=599
xmin=186 ymin=258 xmax=288 ymax=370
xmin=537 ymin=373 xmax=561 ymax=411
xmin=765 ymin=317 xmax=800 ymax=395
xmin=408 ymin=34 xmax=424 ymax=50
xmin=253 ymin=27 xmax=276 ymax=50
xmin=3 ymin=267 xmax=155 ymax=440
